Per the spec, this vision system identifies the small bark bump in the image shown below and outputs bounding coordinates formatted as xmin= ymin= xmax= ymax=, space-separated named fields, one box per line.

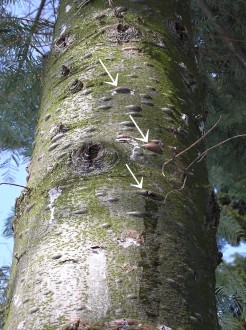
xmin=126 ymin=211 xmax=146 ymax=218
xmin=100 ymin=223 xmax=111 ymax=228
xmin=71 ymin=209 xmax=87 ymax=215
xmin=119 ymin=121 xmax=135 ymax=127
xmin=189 ymin=316 xmax=200 ymax=324
xmin=97 ymin=105 xmax=112 ymax=110
xmin=61 ymin=142 xmax=72 ymax=150
xmin=57 ymin=152 xmax=67 ymax=159
xmin=142 ymin=143 xmax=163 ymax=154
xmin=140 ymin=93 xmax=152 ymax=100
xmin=126 ymin=294 xmax=138 ymax=299
xmin=81 ymin=88 xmax=92 ymax=95
xmin=44 ymin=114 xmax=51 ymax=121
xmin=125 ymin=111 xmax=143 ymax=117
xmin=51 ymin=133 xmax=64 ymax=142
xmin=125 ymin=105 xmax=142 ymax=112
xmin=99 ymin=96 xmax=112 ymax=102
xmin=141 ymin=100 xmax=154 ymax=106
xmin=48 ymin=142 xmax=59 ymax=151
xmin=51 ymin=254 xmax=62 ymax=260
xmin=112 ymin=86 xmax=135 ymax=95
xmin=126 ymin=74 xmax=139 ymax=78
xmin=28 ymin=307 xmax=39 ymax=314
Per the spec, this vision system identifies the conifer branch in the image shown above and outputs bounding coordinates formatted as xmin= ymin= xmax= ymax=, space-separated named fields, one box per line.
xmin=18 ymin=0 xmax=47 ymax=70
xmin=196 ymin=0 xmax=246 ymax=69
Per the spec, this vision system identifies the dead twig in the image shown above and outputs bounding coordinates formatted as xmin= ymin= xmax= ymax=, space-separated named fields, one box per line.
xmin=186 ymin=134 xmax=246 ymax=171
xmin=0 ymin=182 xmax=28 ymax=189
xmin=164 ymin=174 xmax=187 ymax=204
xmin=163 ymin=133 xmax=246 ymax=203
xmin=162 ymin=116 xmax=222 ymax=177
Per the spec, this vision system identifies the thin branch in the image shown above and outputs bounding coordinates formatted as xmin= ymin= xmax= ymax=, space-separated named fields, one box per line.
xmin=1 ymin=16 xmax=53 ymax=27
xmin=198 ymin=134 xmax=246 ymax=159
xmin=196 ymin=0 xmax=246 ymax=69
xmin=164 ymin=175 xmax=188 ymax=204
xmin=162 ymin=116 xmax=221 ymax=177
xmin=18 ymin=0 xmax=47 ymax=70
xmin=186 ymin=134 xmax=246 ymax=171
xmin=30 ymin=43 xmax=45 ymax=56
xmin=200 ymin=34 xmax=246 ymax=44
xmin=0 ymin=183 xmax=28 ymax=189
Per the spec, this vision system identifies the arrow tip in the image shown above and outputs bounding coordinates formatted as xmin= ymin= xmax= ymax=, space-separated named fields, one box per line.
xmin=136 ymin=129 xmax=149 ymax=143
xmin=104 ymin=73 xmax=118 ymax=87
xmin=131 ymin=177 xmax=143 ymax=189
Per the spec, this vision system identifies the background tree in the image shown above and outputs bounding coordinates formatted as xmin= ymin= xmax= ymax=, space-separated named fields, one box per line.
xmin=190 ymin=0 xmax=246 ymax=201
xmin=216 ymin=254 xmax=246 ymax=330
xmin=190 ymin=1 xmax=246 ymax=327
xmin=0 ymin=0 xmax=58 ymax=179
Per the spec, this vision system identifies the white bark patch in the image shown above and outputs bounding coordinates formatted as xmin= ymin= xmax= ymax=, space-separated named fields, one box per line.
xmin=87 ymin=249 xmax=109 ymax=318
xmin=179 ymin=62 xmax=186 ymax=68
xmin=17 ymin=321 xmax=25 ymax=330
xmin=157 ymin=325 xmax=173 ymax=330
xmin=181 ymin=113 xmax=189 ymax=126
xmin=60 ymin=93 xmax=94 ymax=122
xmin=59 ymin=24 xmax=67 ymax=36
xmin=117 ymin=237 xmax=140 ymax=248
xmin=46 ymin=260 xmax=86 ymax=320
xmin=13 ymin=294 xmax=21 ymax=307
xmin=48 ymin=187 xmax=62 ymax=224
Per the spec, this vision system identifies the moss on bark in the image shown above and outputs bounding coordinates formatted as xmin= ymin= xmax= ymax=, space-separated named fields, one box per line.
xmin=4 ymin=1 xmax=219 ymax=329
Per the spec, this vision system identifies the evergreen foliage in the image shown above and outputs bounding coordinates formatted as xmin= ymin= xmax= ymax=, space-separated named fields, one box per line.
xmin=219 ymin=193 xmax=246 ymax=243
xmin=0 ymin=151 xmax=20 ymax=182
xmin=218 ymin=211 xmax=245 ymax=246
xmin=2 ymin=207 xmax=14 ymax=239
xmin=190 ymin=0 xmax=246 ymax=201
xmin=0 ymin=0 xmax=56 ymax=156
xmin=216 ymin=258 xmax=246 ymax=330
xmin=0 ymin=66 xmax=42 ymax=156
xmin=0 ymin=266 xmax=10 ymax=330
xmin=190 ymin=2 xmax=246 ymax=327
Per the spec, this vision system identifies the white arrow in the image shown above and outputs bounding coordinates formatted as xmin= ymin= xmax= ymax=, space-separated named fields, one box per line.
xmin=99 ymin=59 xmax=119 ymax=86
xmin=129 ymin=115 xmax=149 ymax=143
xmin=125 ymin=164 xmax=143 ymax=189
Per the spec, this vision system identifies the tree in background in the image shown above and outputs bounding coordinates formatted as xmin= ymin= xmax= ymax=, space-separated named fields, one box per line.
xmin=0 ymin=0 xmax=58 ymax=180
xmin=189 ymin=4 xmax=246 ymax=327
xmin=191 ymin=0 xmax=246 ymax=200
xmin=216 ymin=254 xmax=246 ymax=330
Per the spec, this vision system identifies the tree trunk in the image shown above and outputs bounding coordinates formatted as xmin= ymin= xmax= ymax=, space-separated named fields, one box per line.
xmin=4 ymin=1 xmax=220 ymax=329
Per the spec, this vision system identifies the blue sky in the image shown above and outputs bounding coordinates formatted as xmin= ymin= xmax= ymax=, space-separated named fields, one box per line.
xmin=0 ymin=154 xmax=27 ymax=267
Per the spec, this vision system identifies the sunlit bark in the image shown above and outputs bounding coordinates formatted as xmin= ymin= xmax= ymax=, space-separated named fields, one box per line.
xmin=4 ymin=1 xmax=219 ymax=329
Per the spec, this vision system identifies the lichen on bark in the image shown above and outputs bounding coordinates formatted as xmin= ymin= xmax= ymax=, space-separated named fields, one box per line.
xmin=4 ymin=1 xmax=219 ymax=329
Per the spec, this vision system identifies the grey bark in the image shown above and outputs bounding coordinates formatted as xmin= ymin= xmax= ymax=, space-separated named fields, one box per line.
xmin=4 ymin=1 xmax=219 ymax=329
